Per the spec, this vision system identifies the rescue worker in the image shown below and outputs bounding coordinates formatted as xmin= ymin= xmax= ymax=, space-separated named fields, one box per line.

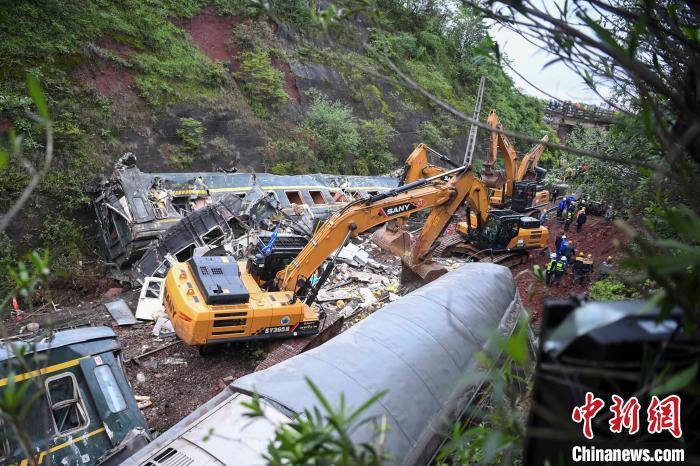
xmin=555 ymin=233 xmax=564 ymax=251
xmin=553 ymin=256 xmax=568 ymax=287
xmin=576 ymin=207 xmax=587 ymax=232
xmin=604 ymin=206 xmax=614 ymax=224
xmin=546 ymin=253 xmax=557 ymax=286
xmin=600 ymin=255 xmax=614 ymax=278
xmin=564 ymin=208 xmax=574 ymax=231
xmin=582 ymin=253 xmax=594 ymax=282
xmin=562 ymin=239 xmax=575 ymax=263
xmin=557 ymin=198 xmax=566 ymax=219
xmin=572 ymin=253 xmax=585 ymax=283
xmin=557 ymin=235 xmax=568 ymax=258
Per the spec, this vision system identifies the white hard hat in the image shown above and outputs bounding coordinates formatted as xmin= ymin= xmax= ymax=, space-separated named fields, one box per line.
xmin=561 ymin=256 xmax=568 ymax=262
xmin=562 ymin=235 xmax=567 ymax=239
xmin=550 ymin=253 xmax=556 ymax=259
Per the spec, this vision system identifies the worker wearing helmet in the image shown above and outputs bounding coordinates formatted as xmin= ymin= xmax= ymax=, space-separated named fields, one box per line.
xmin=572 ymin=253 xmax=585 ymax=284
xmin=564 ymin=208 xmax=575 ymax=232
xmin=576 ymin=207 xmax=588 ymax=232
xmin=599 ymin=255 xmax=614 ymax=278
xmin=546 ymin=252 xmax=557 ymax=286
xmin=553 ymin=255 xmax=568 ymax=287
xmin=557 ymin=235 xmax=568 ymax=258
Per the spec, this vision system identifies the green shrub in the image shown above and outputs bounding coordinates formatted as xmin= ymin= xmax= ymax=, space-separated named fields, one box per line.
xmin=302 ymin=91 xmax=361 ymax=174
xmin=405 ymin=60 xmax=456 ymax=102
xmin=38 ymin=216 xmax=85 ymax=279
xmin=417 ymin=120 xmax=453 ymax=153
xmin=0 ymin=234 xmax=17 ymax=295
xmin=359 ymin=118 xmax=397 ymax=174
xmin=589 ymin=279 xmax=634 ymax=301
xmin=176 ymin=117 xmax=204 ymax=152
xmin=236 ymin=50 xmax=288 ymax=108
xmin=264 ymin=137 xmax=317 ymax=175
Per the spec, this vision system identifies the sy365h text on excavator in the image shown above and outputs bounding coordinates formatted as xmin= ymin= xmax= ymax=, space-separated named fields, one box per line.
xmin=163 ymin=163 xmax=489 ymax=352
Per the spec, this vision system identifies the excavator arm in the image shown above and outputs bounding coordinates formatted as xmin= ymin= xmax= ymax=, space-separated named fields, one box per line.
xmin=399 ymin=143 xmax=459 ymax=185
xmin=516 ymin=134 xmax=549 ymax=181
xmin=482 ymin=110 xmax=518 ymax=197
xmin=275 ymin=166 xmax=488 ymax=292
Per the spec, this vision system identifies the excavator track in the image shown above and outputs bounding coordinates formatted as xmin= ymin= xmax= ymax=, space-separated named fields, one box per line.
xmin=434 ymin=234 xmax=530 ymax=269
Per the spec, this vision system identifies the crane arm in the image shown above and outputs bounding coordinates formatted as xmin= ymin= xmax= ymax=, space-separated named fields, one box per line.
xmin=516 ymin=134 xmax=549 ymax=181
xmin=275 ymin=166 xmax=486 ymax=292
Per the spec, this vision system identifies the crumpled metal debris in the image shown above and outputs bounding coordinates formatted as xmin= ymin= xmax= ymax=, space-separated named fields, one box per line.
xmin=92 ymin=154 xmax=397 ymax=277
xmin=105 ymin=299 xmax=137 ymax=326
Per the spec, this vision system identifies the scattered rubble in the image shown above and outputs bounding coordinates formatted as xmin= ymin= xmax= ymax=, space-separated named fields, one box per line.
xmin=136 ymin=277 xmax=165 ymax=320
xmin=92 ymin=154 xmax=398 ymax=278
xmin=104 ymin=299 xmax=137 ymax=325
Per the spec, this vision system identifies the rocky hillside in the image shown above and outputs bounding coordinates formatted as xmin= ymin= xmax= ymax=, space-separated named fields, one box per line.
xmin=0 ymin=0 xmax=550 ymax=287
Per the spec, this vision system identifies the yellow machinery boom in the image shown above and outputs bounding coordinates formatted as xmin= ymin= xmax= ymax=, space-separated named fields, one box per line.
xmin=276 ymin=165 xmax=488 ymax=291
xmin=164 ymin=164 xmax=489 ymax=351
xmin=516 ymin=134 xmax=549 ymax=181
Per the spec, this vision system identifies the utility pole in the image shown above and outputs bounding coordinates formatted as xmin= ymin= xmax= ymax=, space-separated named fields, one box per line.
xmin=463 ymin=76 xmax=486 ymax=165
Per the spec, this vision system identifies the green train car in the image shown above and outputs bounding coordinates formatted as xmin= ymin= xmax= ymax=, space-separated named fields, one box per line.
xmin=0 ymin=327 xmax=150 ymax=465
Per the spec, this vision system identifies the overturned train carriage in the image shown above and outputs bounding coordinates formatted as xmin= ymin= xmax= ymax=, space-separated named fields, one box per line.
xmin=93 ymin=164 xmax=397 ymax=268
xmin=122 ymin=263 xmax=524 ymax=466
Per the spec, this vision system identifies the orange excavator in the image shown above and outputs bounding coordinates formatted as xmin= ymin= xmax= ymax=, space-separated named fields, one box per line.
xmin=482 ymin=110 xmax=551 ymax=215
xmin=374 ymin=143 xmax=549 ymax=268
xmin=481 ymin=110 xmax=549 ymax=211
xmin=164 ymin=162 xmax=495 ymax=351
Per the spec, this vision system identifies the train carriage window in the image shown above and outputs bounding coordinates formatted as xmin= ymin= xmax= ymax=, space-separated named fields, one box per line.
xmin=45 ymin=373 xmax=89 ymax=435
xmin=94 ymin=365 xmax=127 ymax=413
xmin=329 ymin=191 xmax=348 ymax=202
xmin=202 ymin=227 xmax=224 ymax=245
xmin=285 ymin=191 xmax=304 ymax=205
xmin=309 ymin=191 xmax=326 ymax=205
xmin=175 ymin=244 xmax=195 ymax=262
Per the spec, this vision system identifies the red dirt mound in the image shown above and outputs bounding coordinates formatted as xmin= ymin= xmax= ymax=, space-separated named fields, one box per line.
xmin=73 ymin=62 xmax=134 ymax=95
xmin=101 ymin=37 xmax=136 ymax=58
xmin=180 ymin=6 xmax=241 ymax=69
xmin=514 ymin=214 xmax=628 ymax=324
xmin=272 ymin=56 xmax=301 ymax=103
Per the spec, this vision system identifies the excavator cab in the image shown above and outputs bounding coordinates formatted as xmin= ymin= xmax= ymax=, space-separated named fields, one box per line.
xmin=511 ymin=181 xmax=549 ymax=213
xmin=246 ymin=232 xmax=308 ymax=287
xmin=460 ymin=209 xmax=548 ymax=253
xmin=511 ymin=181 xmax=537 ymax=212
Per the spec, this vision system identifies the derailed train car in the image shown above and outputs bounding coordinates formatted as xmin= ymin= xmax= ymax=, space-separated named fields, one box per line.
xmin=93 ymin=157 xmax=397 ymax=268
xmin=122 ymin=263 xmax=524 ymax=465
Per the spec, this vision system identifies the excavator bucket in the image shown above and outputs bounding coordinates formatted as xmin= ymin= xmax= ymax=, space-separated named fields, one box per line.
xmin=481 ymin=169 xmax=506 ymax=189
xmin=405 ymin=259 xmax=448 ymax=283
xmin=371 ymin=224 xmax=412 ymax=260
xmin=372 ymin=225 xmax=448 ymax=284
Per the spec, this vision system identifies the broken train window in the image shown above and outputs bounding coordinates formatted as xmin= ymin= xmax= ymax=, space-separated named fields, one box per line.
xmin=144 ymin=280 xmax=163 ymax=299
xmin=285 ymin=191 xmax=304 ymax=205
xmin=94 ymin=365 xmax=127 ymax=413
xmin=45 ymin=373 xmax=89 ymax=435
xmin=309 ymin=190 xmax=326 ymax=205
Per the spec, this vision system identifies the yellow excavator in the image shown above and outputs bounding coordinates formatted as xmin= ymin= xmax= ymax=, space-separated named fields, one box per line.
xmin=378 ymin=143 xmax=549 ymax=265
xmin=165 ymin=163 xmax=491 ymax=351
xmin=482 ymin=110 xmax=551 ymax=214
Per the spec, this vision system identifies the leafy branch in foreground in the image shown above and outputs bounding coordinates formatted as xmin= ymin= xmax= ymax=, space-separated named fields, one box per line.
xmin=438 ymin=315 xmax=533 ymax=466
xmin=243 ymin=377 xmax=390 ymax=466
